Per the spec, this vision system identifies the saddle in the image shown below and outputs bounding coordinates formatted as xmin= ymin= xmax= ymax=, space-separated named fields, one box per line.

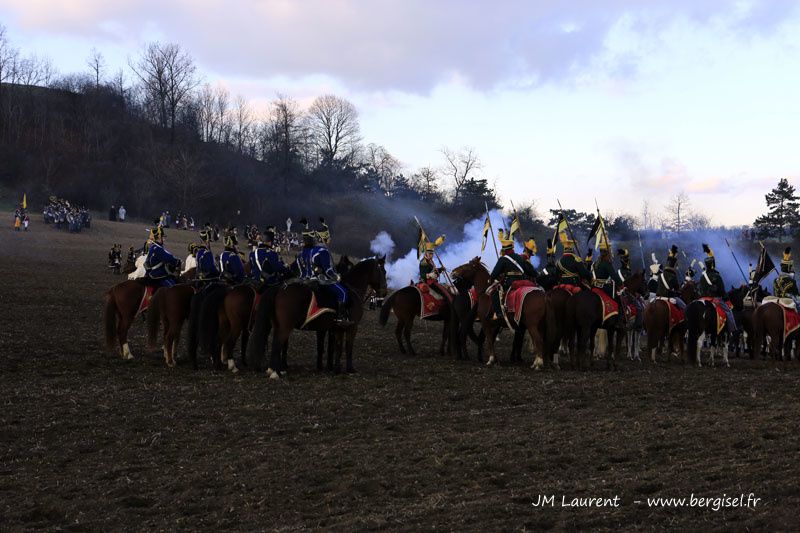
xmin=591 ymin=287 xmax=619 ymax=323
xmin=699 ymin=297 xmax=728 ymax=335
xmin=553 ymin=283 xmax=582 ymax=295
xmin=655 ymin=296 xmax=685 ymax=334
xmin=415 ymin=282 xmax=450 ymax=319
xmin=762 ymin=296 xmax=800 ymax=340
xmin=503 ymin=280 xmax=543 ymax=327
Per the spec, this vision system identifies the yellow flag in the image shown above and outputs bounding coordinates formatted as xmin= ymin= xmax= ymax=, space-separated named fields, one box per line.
xmin=480 ymin=215 xmax=491 ymax=252
xmin=509 ymin=215 xmax=520 ymax=239
xmin=22 ymin=193 xmax=27 ymax=209
xmin=417 ymin=227 xmax=428 ymax=259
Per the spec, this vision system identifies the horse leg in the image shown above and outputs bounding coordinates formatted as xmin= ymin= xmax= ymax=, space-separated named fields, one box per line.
xmin=346 ymin=326 xmax=357 ymax=373
xmin=439 ymin=321 xmax=448 ymax=357
xmin=404 ymin=322 xmax=416 ymax=356
xmin=721 ymin=336 xmax=730 ymax=368
xmin=118 ymin=313 xmax=134 ymax=360
xmin=528 ymin=326 xmax=544 ymax=371
xmin=327 ymin=329 xmax=335 ymax=371
xmin=394 ymin=320 xmax=407 ymax=355
xmin=485 ymin=325 xmax=498 ymax=367
xmin=333 ymin=330 xmax=344 ymax=374
xmin=268 ymin=326 xmax=289 ymax=379
xmin=316 ymin=330 xmax=326 ymax=371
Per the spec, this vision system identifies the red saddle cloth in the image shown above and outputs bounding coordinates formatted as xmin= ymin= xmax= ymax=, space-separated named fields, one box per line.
xmin=137 ymin=285 xmax=156 ymax=315
xmin=777 ymin=303 xmax=800 ymax=339
xmin=553 ymin=283 xmax=582 ymax=295
xmin=302 ymin=292 xmax=335 ymax=328
xmin=591 ymin=288 xmax=619 ymax=322
xmin=655 ymin=297 xmax=685 ymax=333
xmin=504 ymin=280 xmax=542 ymax=324
xmin=415 ymin=282 xmax=449 ymax=319
xmin=467 ymin=287 xmax=478 ymax=308
xmin=700 ymin=297 xmax=727 ymax=335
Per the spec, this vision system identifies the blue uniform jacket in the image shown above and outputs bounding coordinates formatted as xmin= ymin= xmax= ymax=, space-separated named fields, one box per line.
xmin=249 ymin=247 xmax=287 ymax=285
xmin=220 ymin=250 xmax=245 ymax=284
xmin=144 ymin=243 xmax=180 ymax=282
xmin=295 ymin=246 xmax=347 ymax=304
xmin=196 ymin=248 xmax=220 ymax=280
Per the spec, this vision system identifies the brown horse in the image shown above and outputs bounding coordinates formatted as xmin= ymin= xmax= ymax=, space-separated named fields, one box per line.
xmin=198 ymin=284 xmax=259 ymax=372
xmin=642 ymin=281 xmax=697 ymax=364
xmin=379 ymin=276 xmax=454 ymax=357
xmin=752 ymin=299 xmax=798 ymax=362
xmin=451 ymin=257 xmax=548 ymax=369
xmin=146 ymin=283 xmax=196 ymax=367
xmin=248 ymin=257 xmax=387 ymax=378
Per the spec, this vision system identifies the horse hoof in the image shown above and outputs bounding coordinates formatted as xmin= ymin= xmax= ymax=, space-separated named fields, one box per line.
xmin=267 ymin=368 xmax=280 ymax=380
xmin=227 ymin=359 xmax=235 ymax=371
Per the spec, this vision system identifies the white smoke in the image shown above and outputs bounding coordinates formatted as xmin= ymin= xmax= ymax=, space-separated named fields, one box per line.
xmin=370 ymin=230 xmax=396 ymax=259
xmin=386 ymin=210 xmax=540 ymax=289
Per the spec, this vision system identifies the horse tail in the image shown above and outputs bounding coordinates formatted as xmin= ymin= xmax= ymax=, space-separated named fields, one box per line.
xmin=246 ymin=285 xmax=277 ymax=370
xmin=199 ymin=285 xmax=228 ymax=356
xmin=685 ymin=301 xmax=704 ymax=363
xmin=103 ymin=290 xmax=118 ymax=352
xmin=379 ymin=291 xmax=397 ymax=326
xmin=146 ymin=288 xmax=164 ymax=350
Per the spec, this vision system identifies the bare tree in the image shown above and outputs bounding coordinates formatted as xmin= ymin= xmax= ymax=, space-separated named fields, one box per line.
xmin=639 ymin=199 xmax=651 ymax=230
xmin=441 ymin=146 xmax=481 ymax=204
xmin=664 ymin=191 xmax=690 ymax=232
xmin=687 ymin=211 xmax=711 ymax=231
xmin=129 ymin=42 xmax=197 ymax=142
xmin=306 ymin=94 xmax=361 ymax=166
xmin=232 ymin=94 xmax=252 ymax=154
xmin=412 ymin=166 xmax=441 ymax=201
xmin=363 ymin=143 xmax=402 ymax=193
xmin=265 ymin=94 xmax=305 ymax=193
xmin=86 ymin=47 xmax=105 ymax=89
xmin=214 ymin=85 xmax=230 ymax=144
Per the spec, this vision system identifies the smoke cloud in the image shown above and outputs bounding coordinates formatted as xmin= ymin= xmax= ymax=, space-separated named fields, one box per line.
xmin=369 ymin=231 xmax=396 ymax=259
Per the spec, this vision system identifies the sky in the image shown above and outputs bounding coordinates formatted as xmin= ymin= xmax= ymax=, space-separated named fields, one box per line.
xmin=2 ymin=0 xmax=800 ymax=226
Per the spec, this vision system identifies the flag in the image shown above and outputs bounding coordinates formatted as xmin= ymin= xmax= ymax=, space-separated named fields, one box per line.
xmin=587 ymin=213 xmax=609 ymax=250
xmin=22 ymin=193 xmax=27 ymax=210
xmin=417 ymin=226 xmax=427 ymax=259
xmin=509 ymin=214 xmax=520 ymax=239
xmin=753 ymin=247 xmax=775 ymax=285
xmin=480 ymin=215 xmax=491 ymax=252
xmin=552 ymin=213 xmax=567 ymax=247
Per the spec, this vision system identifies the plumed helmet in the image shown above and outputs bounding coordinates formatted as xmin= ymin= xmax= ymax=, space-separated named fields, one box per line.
xmin=498 ymin=228 xmax=514 ymax=252
xmin=781 ymin=246 xmax=793 ymax=274
xmin=702 ymin=243 xmax=715 ymax=270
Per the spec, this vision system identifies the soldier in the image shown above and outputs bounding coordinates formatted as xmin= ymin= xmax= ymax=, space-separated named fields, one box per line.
xmin=584 ymin=248 xmax=594 ymax=274
xmin=520 ymin=239 xmax=538 ymax=265
xmin=488 ymin=231 xmax=537 ymax=318
xmin=249 ymin=227 xmax=288 ymax=287
xmin=556 ymin=236 xmax=591 ymax=287
xmin=419 ymin=235 xmax=448 ymax=299
xmin=773 ymin=247 xmax=799 ymax=301
xmin=541 ymin=239 xmax=557 ymax=276
xmin=220 ymin=233 xmax=245 ymax=285
xmin=149 ymin=217 xmax=165 ymax=246
xmin=685 ymin=262 xmax=697 ymax=284
xmin=193 ymin=242 xmax=220 ymax=283
xmin=699 ymin=243 xmax=737 ymax=334
xmin=656 ymin=245 xmax=685 ymax=310
xmin=144 ymin=238 xmax=180 ymax=287
xmin=199 ymin=222 xmax=213 ymax=247
xmin=592 ymin=243 xmax=623 ymax=299
xmin=295 ymin=217 xmax=352 ymax=326
xmin=617 ymin=248 xmax=631 ymax=283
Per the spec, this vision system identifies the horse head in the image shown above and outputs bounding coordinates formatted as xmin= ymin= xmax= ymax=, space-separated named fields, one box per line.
xmin=344 ymin=256 xmax=387 ymax=299
xmin=451 ymin=256 xmax=488 ymax=290
xmin=681 ymin=280 xmax=699 ymax=302
xmin=624 ymin=269 xmax=649 ymax=298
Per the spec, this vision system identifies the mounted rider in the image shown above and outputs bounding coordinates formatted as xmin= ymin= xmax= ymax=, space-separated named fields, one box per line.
xmin=488 ymin=231 xmax=537 ymax=318
xmin=520 ymin=239 xmax=537 ymax=264
xmin=296 ymin=217 xmax=352 ymax=326
xmin=143 ymin=228 xmax=180 ymax=287
xmin=656 ymin=245 xmax=685 ymax=310
xmin=584 ymin=248 xmax=594 ymax=273
xmin=219 ymin=230 xmax=245 ymax=285
xmin=617 ymin=248 xmax=631 ymax=283
xmin=592 ymin=242 xmax=623 ymax=299
xmin=773 ymin=247 xmax=799 ymax=302
xmin=698 ymin=243 xmax=738 ymax=334
xmin=249 ymin=226 xmax=288 ymax=287
xmin=541 ymin=238 xmax=557 ymax=276
xmin=199 ymin=222 xmax=214 ymax=247
xmin=419 ymin=234 xmax=448 ymax=299
xmin=685 ymin=262 xmax=697 ymax=283
xmin=192 ymin=241 xmax=220 ymax=283
xmin=555 ymin=233 xmax=591 ymax=287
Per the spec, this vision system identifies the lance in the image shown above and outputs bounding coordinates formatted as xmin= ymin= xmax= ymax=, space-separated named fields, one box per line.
xmin=414 ymin=216 xmax=458 ymax=294
xmin=724 ymin=238 xmax=749 ymax=285
xmin=484 ymin=201 xmax=499 ymax=259
xmin=636 ymin=230 xmax=646 ymax=270
xmin=556 ymin=199 xmax=583 ymax=258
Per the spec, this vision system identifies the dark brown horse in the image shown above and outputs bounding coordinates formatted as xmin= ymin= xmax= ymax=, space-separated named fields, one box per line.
xmin=451 ymin=257 xmax=548 ymax=369
xmin=248 ymin=257 xmax=387 ymax=378
xmin=752 ymin=298 xmax=799 ymax=362
xmin=643 ymin=281 xmax=697 ymax=364
xmin=379 ymin=275 xmax=454 ymax=357
xmin=146 ymin=283 xmax=196 ymax=367
xmin=197 ymin=284 xmax=259 ymax=372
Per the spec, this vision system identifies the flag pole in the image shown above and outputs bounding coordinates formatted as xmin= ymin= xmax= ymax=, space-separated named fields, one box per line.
xmin=414 ymin=216 xmax=458 ymax=293
xmin=556 ymin=199 xmax=582 ymax=258
xmin=724 ymin=238 xmax=749 ymax=285
xmin=593 ymin=198 xmax=611 ymax=257
xmin=485 ymin=202 xmax=499 ymax=259
xmin=636 ymin=230 xmax=646 ymax=270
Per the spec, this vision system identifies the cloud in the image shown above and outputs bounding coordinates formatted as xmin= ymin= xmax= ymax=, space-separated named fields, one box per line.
xmin=2 ymin=0 xmax=798 ymax=92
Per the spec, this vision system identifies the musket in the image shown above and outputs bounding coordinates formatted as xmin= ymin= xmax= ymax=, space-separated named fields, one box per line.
xmin=414 ymin=216 xmax=458 ymax=294
xmin=724 ymin=238 xmax=749 ymax=285
xmin=484 ymin=201 xmax=499 ymax=259
xmin=556 ymin=199 xmax=582 ymax=258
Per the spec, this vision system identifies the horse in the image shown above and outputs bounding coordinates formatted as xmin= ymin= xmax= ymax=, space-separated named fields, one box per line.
xmin=197 ymin=284 xmax=259 ymax=372
xmin=247 ymin=257 xmax=387 ymax=378
xmin=734 ymin=284 xmax=768 ymax=358
xmin=103 ymin=273 xmax=183 ymax=360
xmin=686 ymin=286 xmax=746 ymax=368
xmin=146 ymin=283 xmax=196 ymax=367
xmin=379 ymin=273 xmax=454 ymax=357
xmin=566 ymin=285 xmax=624 ymax=371
xmin=451 ymin=257 xmax=548 ymax=369
xmin=752 ymin=295 xmax=800 ymax=362
xmin=336 ymin=255 xmax=354 ymax=277
xmin=643 ymin=281 xmax=697 ymax=364
xmin=617 ymin=271 xmax=649 ymax=361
